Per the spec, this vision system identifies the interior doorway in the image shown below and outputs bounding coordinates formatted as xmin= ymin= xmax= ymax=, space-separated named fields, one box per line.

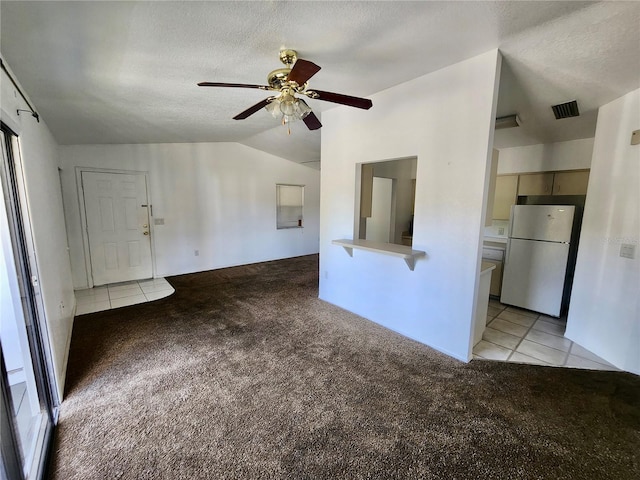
xmin=79 ymin=170 xmax=153 ymax=286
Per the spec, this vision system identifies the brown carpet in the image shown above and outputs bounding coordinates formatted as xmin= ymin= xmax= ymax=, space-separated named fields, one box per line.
xmin=49 ymin=254 xmax=639 ymax=479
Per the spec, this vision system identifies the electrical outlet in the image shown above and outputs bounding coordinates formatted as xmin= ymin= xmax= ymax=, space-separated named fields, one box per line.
xmin=194 ymin=250 xmax=199 ymax=256
xmin=498 ymin=227 xmax=505 ymax=236
xmin=620 ymin=243 xmax=636 ymax=259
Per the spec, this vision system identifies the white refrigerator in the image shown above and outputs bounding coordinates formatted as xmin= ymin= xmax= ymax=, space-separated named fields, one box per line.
xmin=500 ymin=205 xmax=575 ymax=317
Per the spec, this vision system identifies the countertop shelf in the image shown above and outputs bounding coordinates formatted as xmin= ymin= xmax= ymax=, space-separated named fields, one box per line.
xmin=331 ymin=239 xmax=426 ymax=271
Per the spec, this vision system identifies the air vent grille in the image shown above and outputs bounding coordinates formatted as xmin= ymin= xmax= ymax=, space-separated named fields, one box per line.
xmin=552 ymin=100 xmax=580 ymax=119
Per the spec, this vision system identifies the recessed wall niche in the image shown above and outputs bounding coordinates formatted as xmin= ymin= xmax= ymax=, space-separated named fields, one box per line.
xmin=355 ymin=157 xmax=417 ymax=246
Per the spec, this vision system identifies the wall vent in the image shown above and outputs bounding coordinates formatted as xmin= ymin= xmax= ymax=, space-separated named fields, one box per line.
xmin=552 ymin=100 xmax=580 ymax=119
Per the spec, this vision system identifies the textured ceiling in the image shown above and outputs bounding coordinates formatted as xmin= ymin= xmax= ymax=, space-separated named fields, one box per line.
xmin=1 ymin=1 xmax=639 ymax=167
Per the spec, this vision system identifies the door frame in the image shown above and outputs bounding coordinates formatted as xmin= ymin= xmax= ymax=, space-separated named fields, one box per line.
xmin=75 ymin=167 xmax=156 ymax=289
xmin=1 ymin=123 xmax=57 ymax=479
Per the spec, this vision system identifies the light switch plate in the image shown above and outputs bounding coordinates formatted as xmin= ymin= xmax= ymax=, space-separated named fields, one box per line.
xmin=154 ymin=218 xmax=165 ymax=225
xmin=632 ymin=129 xmax=640 ymax=146
xmin=620 ymin=243 xmax=636 ymax=259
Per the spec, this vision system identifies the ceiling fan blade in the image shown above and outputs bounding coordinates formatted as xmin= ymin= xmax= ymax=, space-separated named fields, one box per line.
xmin=308 ymin=89 xmax=372 ymax=110
xmin=303 ymin=112 xmax=322 ymax=130
xmin=233 ymin=98 xmax=273 ymax=120
xmin=198 ymin=82 xmax=270 ymax=91
xmin=288 ymin=59 xmax=321 ymax=85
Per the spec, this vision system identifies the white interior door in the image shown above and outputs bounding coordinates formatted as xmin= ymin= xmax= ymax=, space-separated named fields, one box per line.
xmin=366 ymin=177 xmax=393 ymax=243
xmin=82 ymin=171 xmax=152 ymax=286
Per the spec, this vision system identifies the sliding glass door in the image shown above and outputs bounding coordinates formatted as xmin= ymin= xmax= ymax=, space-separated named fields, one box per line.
xmin=1 ymin=126 xmax=56 ymax=479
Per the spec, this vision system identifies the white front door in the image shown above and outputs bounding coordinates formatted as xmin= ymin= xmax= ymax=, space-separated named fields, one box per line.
xmin=82 ymin=171 xmax=152 ymax=286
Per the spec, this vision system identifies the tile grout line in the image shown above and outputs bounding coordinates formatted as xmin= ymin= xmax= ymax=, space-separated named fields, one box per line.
xmin=507 ymin=317 xmax=571 ymax=365
xmin=490 ymin=307 xmax=612 ymax=368
xmin=477 ymin=303 xmax=616 ymax=370
xmin=483 ymin=305 xmax=569 ymax=365
xmin=561 ymin=345 xmax=572 ymax=367
xmin=484 ymin=304 xmax=521 ymax=361
xmin=563 ymin=342 xmax=615 ymax=369
xmin=505 ymin=314 xmax=537 ymax=362
xmin=509 ymin=315 xmax=586 ymax=366
xmin=75 ymin=278 xmax=173 ymax=314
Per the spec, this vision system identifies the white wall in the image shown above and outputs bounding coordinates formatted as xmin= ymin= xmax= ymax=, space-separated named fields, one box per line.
xmin=1 ymin=65 xmax=75 ymax=401
xmin=497 ymin=138 xmax=593 ymax=174
xmin=59 ymin=143 xmax=320 ymax=288
xmin=319 ymin=50 xmax=501 ymax=361
xmin=565 ymin=88 xmax=640 ymax=374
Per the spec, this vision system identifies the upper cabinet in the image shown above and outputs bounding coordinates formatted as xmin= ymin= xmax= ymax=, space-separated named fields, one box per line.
xmin=518 ymin=171 xmax=589 ymax=196
xmin=552 ymin=170 xmax=590 ymax=195
xmin=492 ymin=175 xmax=518 ymax=220
xmin=517 ymin=173 xmax=554 ymax=195
xmin=491 ymin=169 xmax=590 ymax=220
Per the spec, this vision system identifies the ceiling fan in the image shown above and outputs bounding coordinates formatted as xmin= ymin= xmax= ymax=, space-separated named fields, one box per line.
xmin=198 ymin=49 xmax=373 ymax=133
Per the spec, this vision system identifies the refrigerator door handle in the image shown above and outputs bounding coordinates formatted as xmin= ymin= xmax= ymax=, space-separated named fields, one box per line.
xmin=505 ymin=240 xmax=511 ymax=265
xmin=507 ymin=204 xmax=515 ymax=238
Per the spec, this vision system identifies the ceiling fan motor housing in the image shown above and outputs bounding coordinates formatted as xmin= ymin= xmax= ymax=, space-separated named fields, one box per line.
xmin=267 ymin=68 xmax=293 ymax=90
xmin=279 ymin=49 xmax=298 ymax=67
xmin=268 ymin=50 xmax=306 ymax=90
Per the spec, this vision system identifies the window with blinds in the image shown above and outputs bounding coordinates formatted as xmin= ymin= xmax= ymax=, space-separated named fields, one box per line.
xmin=276 ymin=184 xmax=304 ymax=229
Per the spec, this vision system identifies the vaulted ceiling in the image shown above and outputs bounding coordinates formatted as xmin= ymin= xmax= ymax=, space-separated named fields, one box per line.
xmin=2 ymin=1 xmax=639 ymax=169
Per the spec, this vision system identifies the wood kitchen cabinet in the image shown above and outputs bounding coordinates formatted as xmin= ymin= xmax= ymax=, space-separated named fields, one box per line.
xmin=518 ymin=173 xmax=554 ymax=195
xmin=490 ymin=169 xmax=589 ymax=221
xmin=517 ymin=170 xmax=589 ymax=196
xmin=492 ymin=175 xmax=518 ymax=220
xmin=552 ymin=170 xmax=590 ymax=195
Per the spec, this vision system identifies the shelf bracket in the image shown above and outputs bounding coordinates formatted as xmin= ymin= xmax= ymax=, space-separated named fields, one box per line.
xmin=404 ymin=257 xmax=416 ymax=271
xmin=332 ymin=239 xmax=425 ymax=271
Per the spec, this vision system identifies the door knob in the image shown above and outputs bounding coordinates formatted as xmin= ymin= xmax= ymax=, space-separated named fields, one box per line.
xmin=143 ymin=231 xmax=149 ymax=236
xmin=143 ymin=224 xmax=148 ymax=228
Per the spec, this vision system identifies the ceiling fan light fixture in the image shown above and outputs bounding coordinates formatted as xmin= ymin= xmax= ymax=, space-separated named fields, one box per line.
xmin=295 ymin=98 xmax=312 ymax=119
xmin=279 ymin=94 xmax=297 ymax=116
xmin=265 ymin=98 xmax=281 ymax=118
xmin=265 ymin=95 xmax=312 ymax=124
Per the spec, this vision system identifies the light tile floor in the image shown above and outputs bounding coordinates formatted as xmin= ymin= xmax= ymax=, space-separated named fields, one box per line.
xmin=75 ymin=278 xmax=175 ymax=315
xmin=473 ymin=299 xmax=618 ymax=371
